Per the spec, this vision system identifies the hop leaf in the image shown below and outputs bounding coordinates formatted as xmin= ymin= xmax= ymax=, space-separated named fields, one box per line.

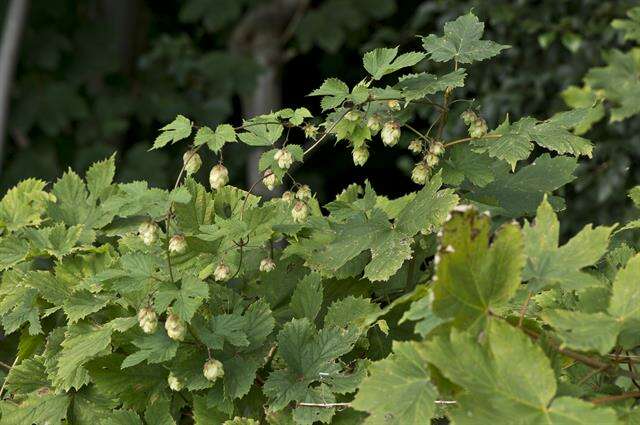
xmin=362 ymin=47 xmax=425 ymax=80
xmin=522 ymin=196 xmax=614 ymax=292
xmin=432 ymin=206 xmax=524 ymax=331
xmin=422 ymin=13 xmax=509 ymax=64
xmin=152 ymin=115 xmax=192 ymax=149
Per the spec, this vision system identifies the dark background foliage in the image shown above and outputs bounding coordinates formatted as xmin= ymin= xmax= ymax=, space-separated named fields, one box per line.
xmin=1 ymin=0 xmax=638 ymax=233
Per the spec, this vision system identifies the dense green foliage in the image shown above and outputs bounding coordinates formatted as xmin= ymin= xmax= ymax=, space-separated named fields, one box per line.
xmin=2 ymin=9 xmax=640 ymax=425
xmin=4 ymin=0 xmax=639 ymax=234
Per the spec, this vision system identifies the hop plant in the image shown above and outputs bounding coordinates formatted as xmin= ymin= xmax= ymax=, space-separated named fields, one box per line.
xmin=182 ymin=150 xmax=202 ymax=176
xmin=352 ymin=146 xmax=369 ymax=166
xmin=209 ymin=164 xmax=229 ymax=190
xmin=411 ymin=162 xmax=429 ymax=185
xmin=291 ymin=201 xmax=308 ymax=223
xmin=138 ymin=221 xmax=158 ymax=246
xmin=296 ymin=185 xmax=312 ymax=200
xmin=167 ymin=373 xmax=183 ymax=392
xmin=367 ymin=114 xmax=382 ymax=133
xmin=168 ymin=234 xmax=187 ymax=254
xmin=259 ymin=257 xmax=276 ymax=272
xmin=461 ymin=109 xmax=477 ymax=125
xmin=203 ymin=358 xmax=224 ymax=382
xmin=137 ymin=307 xmax=158 ymax=334
xmin=468 ymin=118 xmax=488 ymax=138
xmin=214 ymin=263 xmax=231 ymax=281
xmin=165 ymin=313 xmax=186 ymax=341
xmin=274 ymin=149 xmax=293 ymax=169
xmin=408 ymin=139 xmax=423 ymax=154
xmin=381 ymin=121 xmax=401 ymax=147
xmin=263 ymin=170 xmax=276 ymax=191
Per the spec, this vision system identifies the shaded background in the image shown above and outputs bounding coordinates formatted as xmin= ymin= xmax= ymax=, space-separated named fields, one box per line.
xmin=1 ymin=0 xmax=638 ymax=234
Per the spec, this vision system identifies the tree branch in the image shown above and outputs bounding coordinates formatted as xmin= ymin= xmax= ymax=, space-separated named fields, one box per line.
xmin=0 ymin=0 xmax=30 ymax=178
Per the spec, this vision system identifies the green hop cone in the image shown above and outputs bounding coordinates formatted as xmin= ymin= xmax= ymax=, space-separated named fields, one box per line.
xmin=165 ymin=313 xmax=186 ymax=341
xmin=352 ymin=146 xmax=369 ymax=166
xmin=209 ymin=164 xmax=229 ymax=190
xmin=203 ymin=358 xmax=225 ymax=382
xmin=381 ymin=121 xmax=401 ymax=147
xmin=168 ymin=234 xmax=187 ymax=254
xmin=411 ymin=162 xmax=429 ymax=185
xmin=137 ymin=307 xmax=158 ymax=334
xmin=183 ymin=150 xmax=202 ymax=176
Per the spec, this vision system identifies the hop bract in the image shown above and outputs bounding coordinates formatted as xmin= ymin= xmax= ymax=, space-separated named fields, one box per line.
xmin=165 ymin=313 xmax=186 ymax=341
xmin=209 ymin=164 xmax=229 ymax=190
xmin=138 ymin=221 xmax=158 ymax=246
xmin=259 ymin=258 xmax=276 ymax=272
xmin=137 ymin=307 xmax=158 ymax=334
xmin=291 ymin=201 xmax=308 ymax=223
xmin=381 ymin=121 xmax=401 ymax=147
xmin=203 ymin=358 xmax=224 ymax=382
xmin=214 ymin=263 xmax=231 ymax=281
xmin=168 ymin=234 xmax=187 ymax=254
xmin=182 ymin=150 xmax=202 ymax=176
xmin=411 ymin=162 xmax=429 ymax=185
xmin=352 ymin=146 xmax=369 ymax=166
xmin=274 ymin=149 xmax=293 ymax=169
xmin=167 ymin=373 xmax=183 ymax=391
xmin=264 ymin=170 xmax=276 ymax=191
